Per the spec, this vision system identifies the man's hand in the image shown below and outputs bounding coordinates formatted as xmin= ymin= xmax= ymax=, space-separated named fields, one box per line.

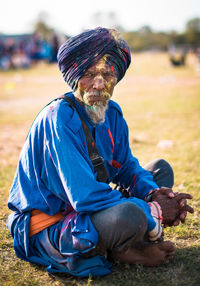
xmin=151 ymin=187 xmax=194 ymax=227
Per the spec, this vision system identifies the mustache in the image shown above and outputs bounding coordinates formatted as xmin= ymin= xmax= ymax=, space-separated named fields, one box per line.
xmin=84 ymin=90 xmax=111 ymax=100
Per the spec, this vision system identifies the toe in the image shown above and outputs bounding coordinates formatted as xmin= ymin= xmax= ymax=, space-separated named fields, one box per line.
xmin=159 ymin=241 xmax=175 ymax=252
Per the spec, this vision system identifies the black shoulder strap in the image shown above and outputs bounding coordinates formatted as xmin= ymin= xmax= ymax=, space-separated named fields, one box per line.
xmin=60 ymin=95 xmax=108 ymax=183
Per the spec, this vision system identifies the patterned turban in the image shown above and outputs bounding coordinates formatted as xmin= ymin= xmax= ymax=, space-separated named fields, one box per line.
xmin=57 ymin=27 xmax=131 ymax=91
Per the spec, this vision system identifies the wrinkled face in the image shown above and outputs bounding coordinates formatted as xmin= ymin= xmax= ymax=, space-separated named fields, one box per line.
xmin=75 ymin=58 xmax=117 ymax=107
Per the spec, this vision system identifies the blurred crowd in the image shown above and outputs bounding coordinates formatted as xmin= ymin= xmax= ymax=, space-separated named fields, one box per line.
xmin=0 ymin=33 xmax=66 ymax=70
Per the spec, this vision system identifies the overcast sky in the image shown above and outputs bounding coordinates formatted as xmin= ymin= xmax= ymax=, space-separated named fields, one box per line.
xmin=1 ymin=0 xmax=199 ymax=35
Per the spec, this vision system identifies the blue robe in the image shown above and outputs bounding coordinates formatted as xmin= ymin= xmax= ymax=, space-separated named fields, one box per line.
xmin=7 ymin=92 xmax=159 ymax=277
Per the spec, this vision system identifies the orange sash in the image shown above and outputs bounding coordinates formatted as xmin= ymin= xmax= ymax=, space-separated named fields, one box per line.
xmin=29 ymin=209 xmax=65 ymax=237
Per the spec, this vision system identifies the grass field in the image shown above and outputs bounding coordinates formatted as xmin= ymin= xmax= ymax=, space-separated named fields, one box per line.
xmin=0 ymin=52 xmax=200 ymax=286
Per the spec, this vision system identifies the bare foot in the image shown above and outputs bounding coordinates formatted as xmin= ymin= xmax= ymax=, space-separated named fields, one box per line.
xmin=110 ymin=241 xmax=175 ymax=266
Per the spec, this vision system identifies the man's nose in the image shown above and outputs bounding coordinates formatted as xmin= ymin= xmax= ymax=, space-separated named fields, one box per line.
xmin=93 ymin=75 xmax=105 ymax=90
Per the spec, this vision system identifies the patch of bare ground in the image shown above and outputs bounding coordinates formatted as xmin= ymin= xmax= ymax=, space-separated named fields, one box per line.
xmin=0 ymin=123 xmax=29 ymax=166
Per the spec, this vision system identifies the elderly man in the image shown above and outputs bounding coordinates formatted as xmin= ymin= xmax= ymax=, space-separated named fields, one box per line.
xmin=7 ymin=27 xmax=193 ymax=277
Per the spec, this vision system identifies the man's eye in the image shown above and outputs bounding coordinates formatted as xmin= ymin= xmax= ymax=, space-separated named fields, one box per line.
xmin=103 ymin=72 xmax=114 ymax=77
xmin=84 ymin=73 xmax=93 ymax=77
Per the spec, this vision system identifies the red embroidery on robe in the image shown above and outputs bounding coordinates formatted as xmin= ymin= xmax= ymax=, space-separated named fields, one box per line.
xmin=108 ymin=129 xmax=114 ymax=153
xmin=112 ymin=160 xmax=121 ymax=169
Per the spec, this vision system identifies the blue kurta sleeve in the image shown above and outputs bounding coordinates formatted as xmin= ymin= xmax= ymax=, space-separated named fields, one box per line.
xmin=108 ymin=102 xmax=158 ymax=199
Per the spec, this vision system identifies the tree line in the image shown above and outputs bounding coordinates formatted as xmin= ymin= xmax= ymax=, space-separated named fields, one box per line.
xmin=122 ymin=18 xmax=200 ymax=52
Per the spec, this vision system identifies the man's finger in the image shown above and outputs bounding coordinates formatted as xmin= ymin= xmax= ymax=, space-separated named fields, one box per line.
xmin=184 ymin=205 xmax=194 ymax=213
xmin=180 ymin=211 xmax=187 ymax=223
xmin=179 ymin=198 xmax=186 ymax=208
xmin=159 ymin=187 xmax=175 ymax=198
xmin=176 ymin=193 xmax=193 ymax=201
xmin=173 ymin=219 xmax=180 ymax=226
xmin=180 ymin=217 xmax=186 ymax=223
xmin=179 ymin=203 xmax=194 ymax=213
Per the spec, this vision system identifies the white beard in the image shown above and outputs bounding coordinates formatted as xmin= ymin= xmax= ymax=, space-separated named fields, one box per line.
xmin=76 ymin=90 xmax=111 ymax=124
xmin=84 ymin=104 xmax=108 ymax=124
